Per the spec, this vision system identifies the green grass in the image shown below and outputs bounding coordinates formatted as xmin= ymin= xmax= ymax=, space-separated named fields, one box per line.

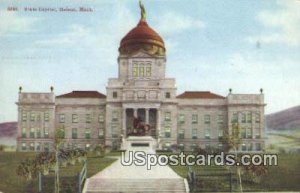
xmin=0 ymin=152 xmax=117 ymax=193
xmin=170 ymin=153 xmax=300 ymax=192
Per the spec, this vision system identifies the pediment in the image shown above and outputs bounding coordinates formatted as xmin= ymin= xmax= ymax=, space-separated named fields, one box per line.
xmin=130 ymin=50 xmax=156 ymax=58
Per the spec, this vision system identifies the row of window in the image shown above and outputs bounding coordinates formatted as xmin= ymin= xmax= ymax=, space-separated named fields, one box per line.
xmin=21 ymin=128 xmax=104 ymax=139
xmin=21 ymin=142 xmax=49 ymax=151
xmin=177 ymin=114 xmax=224 ymax=124
xmin=21 ymin=142 xmax=94 ymax=151
xmin=232 ymin=112 xmax=261 ymax=123
xmin=132 ymin=63 xmax=152 ymax=78
xmin=22 ymin=127 xmax=49 ymax=138
xmin=173 ymin=142 xmax=262 ymax=151
xmin=58 ymin=114 xmax=105 ymax=123
xmin=164 ymin=127 xmax=261 ymax=139
xmin=22 ymin=112 xmax=49 ymax=122
xmin=70 ymin=128 xmax=104 ymax=139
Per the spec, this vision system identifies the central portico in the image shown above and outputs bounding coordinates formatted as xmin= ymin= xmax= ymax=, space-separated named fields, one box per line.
xmin=105 ymin=2 xmax=177 ymax=150
xmin=122 ymin=104 xmax=161 ymax=138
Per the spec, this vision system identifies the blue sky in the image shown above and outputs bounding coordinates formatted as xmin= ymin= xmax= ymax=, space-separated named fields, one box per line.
xmin=0 ymin=0 xmax=299 ymax=122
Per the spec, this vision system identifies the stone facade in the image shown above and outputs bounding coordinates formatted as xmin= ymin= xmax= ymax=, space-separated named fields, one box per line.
xmin=16 ymin=4 xmax=266 ymax=152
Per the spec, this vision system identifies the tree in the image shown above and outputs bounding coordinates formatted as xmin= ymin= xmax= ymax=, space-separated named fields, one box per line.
xmin=54 ymin=127 xmax=65 ymax=193
xmin=223 ymin=123 xmax=243 ymax=193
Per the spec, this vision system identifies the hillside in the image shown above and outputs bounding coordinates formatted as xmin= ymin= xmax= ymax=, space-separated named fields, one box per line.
xmin=266 ymin=106 xmax=300 ymax=130
xmin=0 ymin=122 xmax=17 ymax=146
xmin=0 ymin=122 xmax=17 ymax=138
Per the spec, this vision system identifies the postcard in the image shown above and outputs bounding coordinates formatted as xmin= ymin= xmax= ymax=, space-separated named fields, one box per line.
xmin=0 ymin=0 xmax=299 ymax=193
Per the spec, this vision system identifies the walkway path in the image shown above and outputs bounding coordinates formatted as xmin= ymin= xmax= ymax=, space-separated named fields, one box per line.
xmin=83 ymin=143 xmax=189 ymax=193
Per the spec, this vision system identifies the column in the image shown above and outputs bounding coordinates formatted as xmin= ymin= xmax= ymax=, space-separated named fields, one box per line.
xmin=145 ymin=108 xmax=149 ymax=124
xmin=122 ymin=108 xmax=126 ymax=137
xmin=156 ymin=109 xmax=161 ymax=132
xmin=133 ymin=108 xmax=138 ymax=118
xmin=156 ymin=109 xmax=162 ymax=149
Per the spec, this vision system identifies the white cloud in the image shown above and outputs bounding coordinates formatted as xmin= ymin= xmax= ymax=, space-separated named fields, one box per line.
xmin=0 ymin=12 xmax=40 ymax=35
xmin=154 ymin=12 xmax=205 ymax=35
xmin=246 ymin=0 xmax=300 ymax=46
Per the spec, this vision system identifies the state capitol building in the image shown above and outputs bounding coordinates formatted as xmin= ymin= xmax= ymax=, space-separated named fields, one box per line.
xmin=16 ymin=2 xmax=265 ymax=152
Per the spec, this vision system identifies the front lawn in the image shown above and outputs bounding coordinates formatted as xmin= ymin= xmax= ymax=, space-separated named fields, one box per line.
xmin=170 ymin=152 xmax=300 ymax=192
xmin=0 ymin=152 xmax=116 ymax=193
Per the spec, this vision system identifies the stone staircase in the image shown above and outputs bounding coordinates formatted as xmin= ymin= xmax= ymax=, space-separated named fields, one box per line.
xmin=83 ymin=137 xmax=189 ymax=193
xmin=84 ymin=178 xmax=188 ymax=193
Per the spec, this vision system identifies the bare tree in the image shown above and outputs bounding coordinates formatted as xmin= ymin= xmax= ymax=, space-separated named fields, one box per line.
xmin=223 ymin=123 xmax=243 ymax=193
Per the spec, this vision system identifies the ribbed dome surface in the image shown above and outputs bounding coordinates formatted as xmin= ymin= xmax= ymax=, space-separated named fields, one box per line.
xmin=119 ymin=19 xmax=165 ymax=56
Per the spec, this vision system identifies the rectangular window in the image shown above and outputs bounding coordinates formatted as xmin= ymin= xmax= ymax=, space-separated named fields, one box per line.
xmin=85 ymin=144 xmax=91 ymax=151
xmin=44 ymin=112 xmax=49 ymax=122
xmin=111 ymin=126 xmax=118 ymax=138
xmin=72 ymin=128 xmax=77 ymax=139
xmin=178 ymin=114 xmax=185 ymax=123
xmin=178 ymin=144 xmax=184 ymax=151
xmin=232 ymin=112 xmax=238 ymax=123
xmin=44 ymin=143 xmax=49 ymax=152
xmin=44 ymin=128 xmax=49 ymax=138
xmin=133 ymin=63 xmax=138 ymax=77
xmin=246 ymin=127 xmax=252 ymax=139
xmin=218 ymin=115 xmax=224 ymax=124
xmin=192 ymin=114 xmax=198 ymax=124
xmin=205 ymin=128 xmax=210 ymax=139
xmin=72 ymin=114 xmax=78 ymax=123
xmin=139 ymin=64 xmax=145 ymax=77
xmin=241 ymin=113 xmax=246 ymax=123
xmin=255 ymin=143 xmax=262 ymax=151
xmin=99 ymin=129 xmax=104 ymax=139
xmin=36 ymin=114 xmax=41 ymax=121
xmin=22 ymin=128 xmax=26 ymax=138
xmin=247 ymin=143 xmax=253 ymax=151
xmin=204 ymin=115 xmax=210 ymax=124
xmin=255 ymin=112 xmax=260 ymax=123
xmin=205 ymin=144 xmax=210 ymax=150
xmin=85 ymin=128 xmax=91 ymax=139
xmin=59 ymin=114 xmax=65 ymax=123
xmin=98 ymin=114 xmax=105 ymax=123
xmin=36 ymin=128 xmax=41 ymax=138
xmin=30 ymin=113 xmax=35 ymax=122
xmin=192 ymin=128 xmax=197 ymax=139
xmin=218 ymin=143 xmax=223 ymax=150
xmin=218 ymin=127 xmax=224 ymax=138
xmin=112 ymin=111 xmax=118 ymax=121
xmin=22 ymin=112 xmax=27 ymax=122
xmin=146 ymin=64 xmax=151 ymax=77
xmin=165 ymin=112 xmax=171 ymax=121
xmin=242 ymin=144 xmax=247 ymax=151
xmin=191 ymin=144 xmax=198 ymax=151
xmin=165 ymin=127 xmax=171 ymax=138
xmin=165 ymin=92 xmax=171 ymax=99
xmin=86 ymin=114 xmax=92 ymax=123
xmin=247 ymin=112 xmax=252 ymax=123
xmin=36 ymin=143 xmax=41 ymax=151
xmin=178 ymin=129 xmax=184 ymax=139
xmin=113 ymin=91 xmax=118 ymax=98
xmin=30 ymin=142 xmax=35 ymax=151
xmin=30 ymin=128 xmax=35 ymax=138
xmin=21 ymin=142 xmax=27 ymax=151
xmin=241 ymin=127 xmax=246 ymax=138
xmin=255 ymin=128 xmax=261 ymax=139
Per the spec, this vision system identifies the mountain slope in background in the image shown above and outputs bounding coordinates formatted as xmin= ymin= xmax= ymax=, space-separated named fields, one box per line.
xmin=0 ymin=122 xmax=17 ymax=146
xmin=0 ymin=122 xmax=17 ymax=138
xmin=266 ymin=105 xmax=300 ymax=130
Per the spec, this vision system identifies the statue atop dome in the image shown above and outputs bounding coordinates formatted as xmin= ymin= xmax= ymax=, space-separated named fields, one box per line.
xmin=139 ymin=0 xmax=146 ymax=21
xmin=118 ymin=1 xmax=165 ymax=56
